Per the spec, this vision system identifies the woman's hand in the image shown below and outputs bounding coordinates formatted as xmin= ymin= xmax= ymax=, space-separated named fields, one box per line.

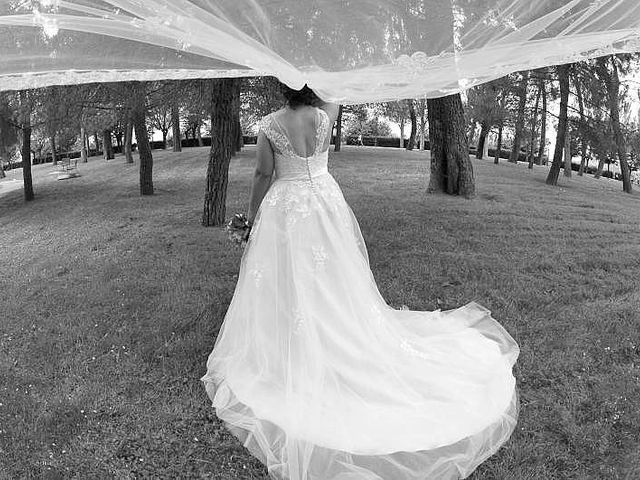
xmin=241 ymin=224 xmax=252 ymax=242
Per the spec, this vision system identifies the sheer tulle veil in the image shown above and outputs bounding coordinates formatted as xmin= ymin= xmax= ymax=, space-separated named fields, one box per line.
xmin=1 ymin=1 xmax=640 ymax=100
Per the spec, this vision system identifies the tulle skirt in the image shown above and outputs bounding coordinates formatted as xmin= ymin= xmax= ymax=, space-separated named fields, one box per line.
xmin=201 ymin=173 xmax=519 ymax=480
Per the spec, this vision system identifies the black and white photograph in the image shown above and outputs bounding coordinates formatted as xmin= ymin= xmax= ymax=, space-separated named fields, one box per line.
xmin=1 ymin=1 xmax=639 ymax=479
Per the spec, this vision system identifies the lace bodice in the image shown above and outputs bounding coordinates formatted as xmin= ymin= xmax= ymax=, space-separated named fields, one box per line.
xmin=259 ymin=108 xmax=331 ymax=181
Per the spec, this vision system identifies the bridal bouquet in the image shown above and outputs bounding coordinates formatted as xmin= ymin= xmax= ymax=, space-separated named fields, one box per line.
xmin=226 ymin=213 xmax=252 ymax=246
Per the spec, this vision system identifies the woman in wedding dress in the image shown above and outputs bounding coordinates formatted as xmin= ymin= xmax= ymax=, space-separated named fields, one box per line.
xmin=201 ymin=85 xmax=519 ymax=480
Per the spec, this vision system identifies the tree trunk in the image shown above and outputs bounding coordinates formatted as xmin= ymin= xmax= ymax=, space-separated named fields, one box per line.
xmin=171 ymin=103 xmax=181 ymax=152
xmin=21 ymin=124 xmax=34 ymax=201
xmin=595 ymin=157 xmax=605 ymax=178
xmin=420 ymin=103 xmax=426 ymax=150
xmin=599 ymin=56 xmax=632 ymax=193
xmin=510 ymin=72 xmax=529 ymax=163
xmin=399 ymin=117 xmax=405 ymax=148
xmin=49 ymin=135 xmax=57 ymax=165
xmin=564 ymin=129 xmax=572 ymax=177
xmin=162 ymin=130 xmax=167 ymax=150
xmin=334 ymin=105 xmax=343 ymax=152
xmin=426 ymin=93 xmax=475 ymax=197
xmin=494 ymin=125 xmax=503 ymax=164
xmin=468 ymin=123 xmax=478 ymax=147
xmin=203 ymin=78 xmax=235 ymax=226
xmin=537 ymin=82 xmax=547 ymax=165
xmin=124 ymin=119 xmax=134 ymax=164
xmin=528 ymin=83 xmax=542 ymax=169
xmin=84 ymin=132 xmax=90 ymax=161
xmin=407 ymin=100 xmax=417 ymax=150
xmin=197 ymin=123 xmax=203 ymax=147
xmin=102 ymin=130 xmax=114 ymax=160
xmin=93 ymin=131 xmax=100 ymax=156
xmin=576 ymin=79 xmax=587 ymax=176
xmin=235 ymin=119 xmax=243 ymax=153
xmin=131 ymin=83 xmax=153 ymax=195
xmin=475 ymin=122 xmax=489 ymax=159
xmin=80 ymin=125 xmax=88 ymax=163
xmin=232 ymin=80 xmax=242 ymax=155
xmin=546 ymin=64 xmax=570 ymax=185
xmin=114 ymin=132 xmax=123 ymax=150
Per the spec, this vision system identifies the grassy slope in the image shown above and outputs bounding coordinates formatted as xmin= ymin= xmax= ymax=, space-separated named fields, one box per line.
xmin=1 ymin=146 xmax=639 ymax=479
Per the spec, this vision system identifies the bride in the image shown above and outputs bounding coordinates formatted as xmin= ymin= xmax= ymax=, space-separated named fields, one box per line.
xmin=201 ymin=84 xmax=519 ymax=480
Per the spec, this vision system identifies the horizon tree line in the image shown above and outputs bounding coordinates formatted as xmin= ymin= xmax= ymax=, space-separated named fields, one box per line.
xmin=1 ymin=54 xmax=638 ymax=221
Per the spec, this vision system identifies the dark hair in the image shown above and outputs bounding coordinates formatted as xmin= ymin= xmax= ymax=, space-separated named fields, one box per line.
xmin=280 ymin=83 xmax=323 ymax=109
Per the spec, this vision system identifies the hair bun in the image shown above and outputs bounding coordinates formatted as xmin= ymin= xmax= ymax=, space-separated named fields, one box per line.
xmin=280 ymin=83 xmax=322 ymax=109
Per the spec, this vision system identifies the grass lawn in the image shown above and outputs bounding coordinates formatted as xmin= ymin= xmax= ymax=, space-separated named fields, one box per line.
xmin=1 ymin=146 xmax=639 ymax=479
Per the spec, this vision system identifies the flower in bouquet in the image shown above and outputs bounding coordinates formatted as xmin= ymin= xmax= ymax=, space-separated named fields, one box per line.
xmin=225 ymin=213 xmax=252 ymax=246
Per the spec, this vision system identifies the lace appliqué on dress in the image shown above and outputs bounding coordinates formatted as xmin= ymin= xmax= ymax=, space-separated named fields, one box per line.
xmin=292 ymin=307 xmax=305 ymax=334
xmin=259 ymin=109 xmax=330 ymax=159
xmin=262 ymin=182 xmax=317 ymax=229
xmin=249 ymin=264 xmax=264 ymax=287
xmin=311 ymin=245 xmax=328 ymax=271
xmin=400 ymin=338 xmax=432 ymax=360
xmin=259 ymin=114 xmax=298 ymax=157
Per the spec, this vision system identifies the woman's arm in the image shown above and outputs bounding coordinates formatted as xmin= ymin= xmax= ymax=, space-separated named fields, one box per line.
xmin=247 ymin=131 xmax=275 ymax=224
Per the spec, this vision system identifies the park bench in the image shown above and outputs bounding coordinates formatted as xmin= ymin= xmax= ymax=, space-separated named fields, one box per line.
xmin=56 ymin=157 xmax=80 ymax=180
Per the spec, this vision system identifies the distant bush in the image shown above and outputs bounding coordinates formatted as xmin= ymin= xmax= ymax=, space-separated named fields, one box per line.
xmin=487 ymin=148 xmax=510 ymax=160
xmin=344 ymin=136 xmax=429 ymax=149
xmin=180 ymin=137 xmax=212 ymax=148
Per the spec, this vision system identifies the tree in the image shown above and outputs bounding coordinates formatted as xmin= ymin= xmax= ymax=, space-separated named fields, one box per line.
xmin=596 ymin=55 xmax=633 ymax=193
xmin=406 ymin=99 xmax=417 ymax=150
xmin=149 ymin=103 xmax=172 ymax=149
xmin=0 ymin=99 xmax=18 ymax=179
xmin=494 ymin=124 xmax=503 ymax=164
xmin=342 ymin=105 xmax=392 ymax=140
xmin=39 ymin=86 xmax=67 ymax=165
xmin=1 ymin=90 xmax=36 ymax=200
xmin=365 ymin=116 xmax=392 ymax=137
xmin=570 ymin=61 xmax=613 ymax=179
xmin=383 ymin=101 xmax=408 ymax=146
xmin=546 ymin=64 xmax=570 ymax=186
xmin=334 ymin=105 xmax=343 ymax=152
xmin=17 ymin=90 xmax=35 ymax=201
xmin=537 ymin=77 xmax=548 ymax=166
xmin=102 ymin=129 xmax=114 ymax=160
xmin=427 ymin=94 xmax=475 ymax=197
xmin=171 ymin=101 xmax=181 ymax=152
xmin=563 ymin=125 xmax=572 ymax=177
xmin=231 ymin=79 xmax=243 ymax=156
xmin=130 ymin=82 xmax=154 ymax=195
xmin=124 ymin=116 xmax=134 ymax=164
xmin=527 ymin=81 xmax=542 ymax=169
xmin=509 ymin=72 xmax=530 ymax=163
xmin=416 ymin=98 xmax=427 ymax=150
xmin=342 ymin=105 xmax=369 ymax=141
xmin=240 ymin=76 xmax=283 ymax=130
xmin=203 ymin=78 xmax=236 ymax=226
xmin=466 ymin=77 xmax=512 ymax=161
xmin=574 ymin=73 xmax=588 ymax=176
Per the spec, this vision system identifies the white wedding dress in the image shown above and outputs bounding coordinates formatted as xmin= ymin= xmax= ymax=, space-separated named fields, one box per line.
xmin=201 ymin=108 xmax=519 ymax=480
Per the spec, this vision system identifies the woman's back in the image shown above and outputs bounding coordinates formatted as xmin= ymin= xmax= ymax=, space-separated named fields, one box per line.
xmin=268 ymin=106 xmax=335 ymax=158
